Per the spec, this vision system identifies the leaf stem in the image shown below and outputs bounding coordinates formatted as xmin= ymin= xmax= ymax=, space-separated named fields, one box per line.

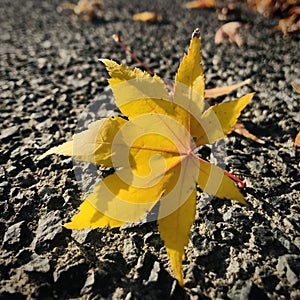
xmin=112 ymin=34 xmax=174 ymax=93
xmin=190 ymin=152 xmax=245 ymax=189
xmin=223 ymin=170 xmax=245 ymax=188
xmin=112 ymin=34 xmax=155 ymax=76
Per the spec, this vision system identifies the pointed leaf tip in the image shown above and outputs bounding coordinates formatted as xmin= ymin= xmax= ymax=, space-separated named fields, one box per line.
xmin=192 ymin=28 xmax=201 ymax=38
xmin=98 ymin=58 xmax=107 ymax=64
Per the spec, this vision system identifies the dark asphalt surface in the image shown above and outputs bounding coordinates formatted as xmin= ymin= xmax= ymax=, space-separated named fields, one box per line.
xmin=0 ymin=0 xmax=300 ymax=299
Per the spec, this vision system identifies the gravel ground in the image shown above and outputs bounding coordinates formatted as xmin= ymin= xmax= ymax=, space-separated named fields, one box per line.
xmin=0 ymin=0 xmax=300 ymax=299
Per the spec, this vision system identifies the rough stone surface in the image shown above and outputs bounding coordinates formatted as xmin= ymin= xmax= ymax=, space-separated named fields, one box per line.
xmin=276 ymin=255 xmax=300 ymax=287
xmin=53 ymin=258 xmax=89 ymax=298
xmin=24 ymin=256 xmax=50 ymax=274
xmin=2 ymin=221 xmax=30 ymax=251
xmin=0 ymin=0 xmax=299 ymax=299
xmin=227 ymin=280 xmax=269 ymax=300
xmin=33 ymin=210 xmax=68 ymax=253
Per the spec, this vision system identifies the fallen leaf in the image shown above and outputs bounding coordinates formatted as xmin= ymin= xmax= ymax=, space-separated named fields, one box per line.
xmin=60 ymin=0 xmax=104 ymax=21
xmin=132 ymin=11 xmax=161 ymax=22
xmin=233 ymin=122 xmax=265 ymax=144
xmin=215 ymin=22 xmax=243 ymax=47
xmin=247 ymin=0 xmax=299 ymax=16
xmin=205 ymin=79 xmax=251 ymax=98
xmin=247 ymin=0 xmax=275 ymax=16
xmin=292 ymin=81 xmax=300 ymax=94
xmin=289 ymin=6 xmax=300 ymax=15
xmin=294 ymin=132 xmax=300 ymax=147
xmin=246 ymin=0 xmax=300 ymax=35
xmin=185 ymin=0 xmax=216 ymax=9
xmin=40 ymin=28 xmax=254 ymax=285
xmin=112 ymin=31 xmax=256 ymax=147
xmin=274 ymin=14 xmax=300 ymax=36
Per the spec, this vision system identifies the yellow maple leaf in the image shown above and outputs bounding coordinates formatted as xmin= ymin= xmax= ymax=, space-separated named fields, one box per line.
xmin=39 ymin=28 xmax=254 ymax=286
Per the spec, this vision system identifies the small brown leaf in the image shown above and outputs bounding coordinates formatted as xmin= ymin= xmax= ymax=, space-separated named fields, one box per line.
xmin=247 ymin=0 xmax=275 ymax=17
xmin=205 ymin=79 xmax=251 ymax=98
xmin=289 ymin=6 xmax=300 ymax=15
xmin=132 ymin=12 xmax=161 ymax=22
xmin=247 ymin=0 xmax=300 ymax=16
xmin=233 ymin=122 xmax=265 ymax=144
xmin=60 ymin=0 xmax=104 ymax=21
xmin=215 ymin=22 xmax=243 ymax=48
xmin=294 ymin=132 xmax=300 ymax=147
xmin=292 ymin=81 xmax=300 ymax=94
xmin=274 ymin=14 xmax=300 ymax=36
xmin=185 ymin=0 xmax=216 ymax=9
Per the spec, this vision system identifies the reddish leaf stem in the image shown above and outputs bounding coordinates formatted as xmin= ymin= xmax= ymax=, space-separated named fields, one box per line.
xmin=224 ymin=170 xmax=245 ymax=188
xmin=191 ymin=152 xmax=245 ymax=189
xmin=112 ymin=34 xmax=155 ymax=75
xmin=112 ymin=34 xmax=175 ymax=94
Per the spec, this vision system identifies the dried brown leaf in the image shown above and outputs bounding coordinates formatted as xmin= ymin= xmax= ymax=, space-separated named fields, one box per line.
xmin=247 ymin=0 xmax=300 ymax=16
xmin=205 ymin=79 xmax=251 ymax=98
xmin=60 ymin=0 xmax=104 ymax=21
xmin=292 ymin=81 xmax=300 ymax=94
xmin=185 ymin=0 xmax=216 ymax=9
xmin=274 ymin=14 xmax=300 ymax=35
xmin=247 ymin=0 xmax=275 ymax=16
xmin=233 ymin=122 xmax=265 ymax=144
xmin=289 ymin=6 xmax=300 ymax=15
xmin=215 ymin=22 xmax=243 ymax=48
xmin=294 ymin=132 xmax=300 ymax=147
xmin=132 ymin=12 xmax=161 ymax=22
